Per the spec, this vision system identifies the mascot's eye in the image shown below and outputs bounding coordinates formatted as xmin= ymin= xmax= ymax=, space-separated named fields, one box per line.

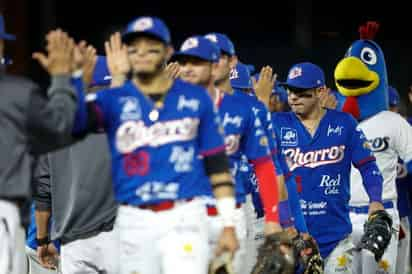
xmin=360 ymin=47 xmax=377 ymax=65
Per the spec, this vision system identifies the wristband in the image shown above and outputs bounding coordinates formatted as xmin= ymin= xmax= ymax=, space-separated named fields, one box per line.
xmin=216 ymin=197 xmax=236 ymax=227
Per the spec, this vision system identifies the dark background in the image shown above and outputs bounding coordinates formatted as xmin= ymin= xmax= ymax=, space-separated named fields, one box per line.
xmin=1 ymin=1 xmax=411 ymax=110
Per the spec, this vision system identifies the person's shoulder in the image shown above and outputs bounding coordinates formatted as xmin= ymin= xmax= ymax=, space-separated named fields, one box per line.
xmin=272 ymin=111 xmax=294 ymax=121
xmin=174 ymin=78 xmax=208 ymax=95
xmin=173 ymin=79 xmax=213 ymax=105
xmin=86 ymin=80 xmax=134 ymax=101
xmin=1 ymin=73 xmax=38 ymax=90
xmin=327 ymin=109 xmax=358 ymax=125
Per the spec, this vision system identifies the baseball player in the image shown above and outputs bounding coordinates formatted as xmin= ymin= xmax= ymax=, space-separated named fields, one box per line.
xmin=237 ymin=64 xmax=318 ymax=274
xmin=255 ymin=62 xmax=386 ymax=274
xmin=387 ymin=86 xmax=411 ymax=274
xmin=0 ymin=25 xmax=78 ymax=274
xmin=174 ymin=35 xmax=282 ymax=274
xmin=72 ymin=16 xmax=239 ymax=274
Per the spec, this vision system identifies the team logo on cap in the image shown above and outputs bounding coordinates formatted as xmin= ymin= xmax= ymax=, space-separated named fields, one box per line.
xmin=229 ymin=68 xmax=239 ymax=80
xmin=180 ymin=38 xmax=199 ymax=51
xmin=133 ymin=17 xmax=154 ymax=32
xmin=205 ymin=34 xmax=218 ymax=43
xmin=288 ymin=67 xmax=302 ymax=79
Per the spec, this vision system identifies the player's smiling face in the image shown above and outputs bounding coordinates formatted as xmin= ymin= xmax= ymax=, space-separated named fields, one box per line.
xmin=127 ymin=36 xmax=169 ymax=76
xmin=178 ymin=56 xmax=213 ymax=87
xmin=288 ymin=88 xmax=319 ymax=116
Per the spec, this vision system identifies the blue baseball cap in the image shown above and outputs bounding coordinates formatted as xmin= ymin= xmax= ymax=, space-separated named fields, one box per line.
xmin=230 ymin=63 xmax=252 ymax=89
xmin=89 ymin=56 xmax=111 ymax=88
xmin=280 ymin=62 xmax=325 ymax=91
xmin=174 ymin=36 xmax=220 ymax=63
xmin=122 ymin=16 xmax=171 ymax=45
xmin=0 ymin=15 xmax=15 ymax=40
xmin=388 ymin=86 xmax=400 ymax=107
xmin=204 ymin=33 xmax=235 ymax=56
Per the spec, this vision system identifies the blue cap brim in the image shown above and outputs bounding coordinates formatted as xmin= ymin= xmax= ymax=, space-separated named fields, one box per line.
xmin=122 ymin=31 xmax=168 ymax=45
xmin=173 ymin=51 xmax=215 ymax=62
xmin=278 ymin=82 xmax=317 ymax=92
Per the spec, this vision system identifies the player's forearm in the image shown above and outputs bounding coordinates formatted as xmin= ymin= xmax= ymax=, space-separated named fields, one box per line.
xmin=205 ymin=151 xmax=237 ymax=227
xmin=210 ymin=172 xmax=235 ymax=199
xmin=35 ymin=209 xmax=51 ymax=239
xmin=210 ymin=172 xmax=237 ymax=227
xmin=252 ymin=158 xmax=280 ymax=223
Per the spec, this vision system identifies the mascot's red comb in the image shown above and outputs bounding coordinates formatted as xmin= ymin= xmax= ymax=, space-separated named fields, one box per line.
xmin=359 ymin=21 xmax=380 ymax=40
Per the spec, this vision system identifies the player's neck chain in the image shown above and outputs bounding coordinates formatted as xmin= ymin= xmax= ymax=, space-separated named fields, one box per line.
xmin=148 ymin=93 xmax=167 ymax=122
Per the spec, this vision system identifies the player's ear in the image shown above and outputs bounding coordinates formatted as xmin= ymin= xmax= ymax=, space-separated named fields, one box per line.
xmin=165 ymin=45 xmax=174 ymax=62
xmin=229 ymin=55 xmax=238 ymax=69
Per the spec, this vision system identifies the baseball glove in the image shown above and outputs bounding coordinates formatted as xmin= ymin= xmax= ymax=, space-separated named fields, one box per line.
xmin=357 ymin=209 xmax=393 ymax=262
xmin=292 ymin=234 xmax=324 ymax=274
xmin=251 ymin=231 xmax=295 ymax=274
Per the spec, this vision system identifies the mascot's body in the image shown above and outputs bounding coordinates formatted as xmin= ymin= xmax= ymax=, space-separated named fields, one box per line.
xmin=334 ymin=22 xmax=412 ymax=274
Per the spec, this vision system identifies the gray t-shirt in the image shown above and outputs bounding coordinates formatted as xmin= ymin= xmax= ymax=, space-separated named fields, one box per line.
xmin=34 ymin=134 xmax=117 ymax=244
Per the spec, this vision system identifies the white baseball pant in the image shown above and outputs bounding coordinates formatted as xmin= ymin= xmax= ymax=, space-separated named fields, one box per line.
xmin=116 ymin=198 xmax=209 ymax=274
xmin=0 ymin=199 xmax=27 ymax=274
xmin=60 ymin=229 xmax=118 ymax=274
xmin=324 ymin=236 xmax=355 ymax=274
xmin=207 ymin=204 xmax=247 ymax=274
xmin=350 ymin=205 xmax=400 ymax=274
xmin=395 ymin=216 xmax=410 ymax=274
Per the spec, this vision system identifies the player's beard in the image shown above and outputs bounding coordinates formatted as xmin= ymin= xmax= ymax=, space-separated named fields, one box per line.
xmin=198 ymin=66 xmax=213 ymax=87
xmin=132 ymin=57 xmax=166 ymax=81
xmin=214 ymin=68 xmax=230 ymax=86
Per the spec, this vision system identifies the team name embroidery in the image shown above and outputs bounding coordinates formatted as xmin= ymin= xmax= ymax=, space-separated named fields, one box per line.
xmin=116 ymin=118 xmax=200 ymax=153
xmin=283 ymin=145 xmax=346 ymax=171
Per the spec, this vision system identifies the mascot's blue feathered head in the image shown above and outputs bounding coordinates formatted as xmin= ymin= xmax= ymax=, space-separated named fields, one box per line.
xmin=334 ymin=21 xmax=388 ymax=120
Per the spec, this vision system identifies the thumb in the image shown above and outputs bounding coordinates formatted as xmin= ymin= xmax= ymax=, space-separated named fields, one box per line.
xmin=32 ymin=52 xmax=49 ymax=69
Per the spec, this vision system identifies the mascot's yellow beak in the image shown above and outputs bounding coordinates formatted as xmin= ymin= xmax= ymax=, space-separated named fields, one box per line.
xmin=334 ymin=57 xmax=379 ymax=96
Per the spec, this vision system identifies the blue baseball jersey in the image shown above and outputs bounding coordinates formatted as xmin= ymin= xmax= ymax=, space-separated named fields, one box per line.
xmin=75 ymin=79 xmax=225 ymax=205
xmin=215 ymin=90 xmax=271 ymax=203
xmin=26 ymin=204 xmax=60 ymax=251
xmin=272 ymin=109 xmax=375 ymax=258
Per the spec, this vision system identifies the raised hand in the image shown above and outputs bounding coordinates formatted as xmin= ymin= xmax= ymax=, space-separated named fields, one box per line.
xmin=72 ymin=40 xmax=98 ymax=86
xmin=253 ymin=66 xmax=276 ymax=108
xmin=319 ymin=87 xmax=338 ymax=110
xmin=165 ymin=62 xmax=181 ymax=79
xmin=32 ymin=29 xmax=75 ymax=76
xmin=105 ymin=32 xmax=130 ymax=87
